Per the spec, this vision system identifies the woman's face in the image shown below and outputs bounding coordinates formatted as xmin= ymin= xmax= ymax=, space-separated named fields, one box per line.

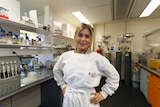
xmin=74 ymin=28 xmax=92 ymax=53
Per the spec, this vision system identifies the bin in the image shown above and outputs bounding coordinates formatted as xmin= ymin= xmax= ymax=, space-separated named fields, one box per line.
xmin=132 ymin=67 xmax=140 ymax=89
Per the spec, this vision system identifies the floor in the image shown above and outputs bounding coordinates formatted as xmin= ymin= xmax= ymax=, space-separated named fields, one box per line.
xmin=99 ymin=81 xmax=152 ymax=107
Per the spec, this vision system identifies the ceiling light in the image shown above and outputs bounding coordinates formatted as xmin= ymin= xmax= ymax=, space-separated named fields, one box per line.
xmin=140 ymin=0 xmax=160 ymax=17
xmin=72 ymin=11 xmax=90 ymax=24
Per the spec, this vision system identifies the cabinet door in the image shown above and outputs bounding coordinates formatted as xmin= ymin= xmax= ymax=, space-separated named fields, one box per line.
xmin=148 ymin=74 xmax=157 ymax=107
xmin=140 ymin=68 xmax=148 ymax=98
xmin=157 ymin=85 xmax=160 ymax=107
xmin=155 ymin=76 xmax=160 ymax=107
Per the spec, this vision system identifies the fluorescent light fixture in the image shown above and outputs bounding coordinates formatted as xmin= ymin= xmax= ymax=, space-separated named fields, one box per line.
xmin=72 ymin=11 xmax=90 ymax=24
xmin=140 ymin=0 xmax=160 ymax=17
xmin=149 ymin=43 xmax=160 ymax=47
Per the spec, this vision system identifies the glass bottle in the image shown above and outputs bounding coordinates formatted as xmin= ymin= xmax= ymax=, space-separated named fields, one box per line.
xmin=6 ymin=31 xmax=13 ymax=44
xmin=12 ymin=33 xmax=19 ymax=44
xmin=0 ymin=29 xmax=7 ymax=43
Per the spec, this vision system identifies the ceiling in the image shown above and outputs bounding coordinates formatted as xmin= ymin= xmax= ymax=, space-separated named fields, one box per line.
xmin=18 ymin=0 xmax=160 ymax=25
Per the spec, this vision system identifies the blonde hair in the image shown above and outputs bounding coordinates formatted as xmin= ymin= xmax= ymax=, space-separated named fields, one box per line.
xmin=74 ymin=23 xmax=94 ymax=37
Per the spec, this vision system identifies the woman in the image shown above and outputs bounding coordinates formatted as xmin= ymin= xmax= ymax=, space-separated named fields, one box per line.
xmin=53 ymin=23 xmax=119 ymax=107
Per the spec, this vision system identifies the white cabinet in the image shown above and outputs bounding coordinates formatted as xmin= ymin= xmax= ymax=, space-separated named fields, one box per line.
xmin=140 ymin=68 xmax=148 ymax=98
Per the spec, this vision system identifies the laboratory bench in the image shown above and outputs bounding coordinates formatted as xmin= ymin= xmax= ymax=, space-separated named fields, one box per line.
xmin=139 ymin=64 xmax=160 ymax=107
xmin=139 ymin=64 xmax=160 ymax=77
xmin=0 ymin=68 xmax=62 ymax=107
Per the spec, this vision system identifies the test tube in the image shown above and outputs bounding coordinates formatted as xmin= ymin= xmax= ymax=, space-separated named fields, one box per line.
xmin=6 ymin=62 xmax=10 ymax=77
xmin=10 ymin=61 xmax=14 ymax=77
xmin=14 ymin=61 xmax=18 ymax=76
xmin=1 ymin=61 xmax=6 ymax=78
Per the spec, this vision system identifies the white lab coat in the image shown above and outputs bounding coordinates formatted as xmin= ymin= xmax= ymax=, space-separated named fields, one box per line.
xmin=53 ymin=50 xmax=119 ymax=107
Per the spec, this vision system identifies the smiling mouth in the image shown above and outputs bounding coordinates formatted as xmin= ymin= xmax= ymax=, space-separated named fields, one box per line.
xmin=79 ymin=42 xmax=86 ymax=46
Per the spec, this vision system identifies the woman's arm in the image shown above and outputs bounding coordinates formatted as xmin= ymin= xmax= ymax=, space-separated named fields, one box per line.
xmin=53 ymin=56 xmax=66 ymax=90
xmin=98 ymin=56 xmax=120 ymax=99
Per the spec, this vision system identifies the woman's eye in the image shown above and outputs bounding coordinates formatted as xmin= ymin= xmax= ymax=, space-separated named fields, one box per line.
xmin=85 ymin=35 xmax=90 ymax=38
xmin=78 ymin=33 xmax=90 ymax=38
xmin=78 ymin=33 xmax=83 ymax=37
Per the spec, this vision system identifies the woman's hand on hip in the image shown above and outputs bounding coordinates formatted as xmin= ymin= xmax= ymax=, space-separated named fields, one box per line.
xmin=90 ymin=92 xmax=104 ymax=104
xmin=62 ymin=86 xmax=66 ymax=95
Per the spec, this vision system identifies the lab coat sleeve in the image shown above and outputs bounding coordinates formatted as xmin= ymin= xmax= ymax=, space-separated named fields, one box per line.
xmin=53 ymin=55 xmax=66 ymax=89
xmin=98 ymin=56 xmax=120 ymax=99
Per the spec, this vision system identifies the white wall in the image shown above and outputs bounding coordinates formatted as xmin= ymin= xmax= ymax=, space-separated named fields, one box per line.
xmin=94 ymin=18 xmax=160 ymax=59
xmin=94 ymin=18 xmax=160 ymax=79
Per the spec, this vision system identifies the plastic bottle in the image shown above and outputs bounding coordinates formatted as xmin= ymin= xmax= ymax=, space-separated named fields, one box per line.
xmin=25 ymin=33 xmax=30 ymax=45
xmin=110 ymin=43 xmax=115 ymax=51
xmin=37 ymin=37 xmax=41 ymax=46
